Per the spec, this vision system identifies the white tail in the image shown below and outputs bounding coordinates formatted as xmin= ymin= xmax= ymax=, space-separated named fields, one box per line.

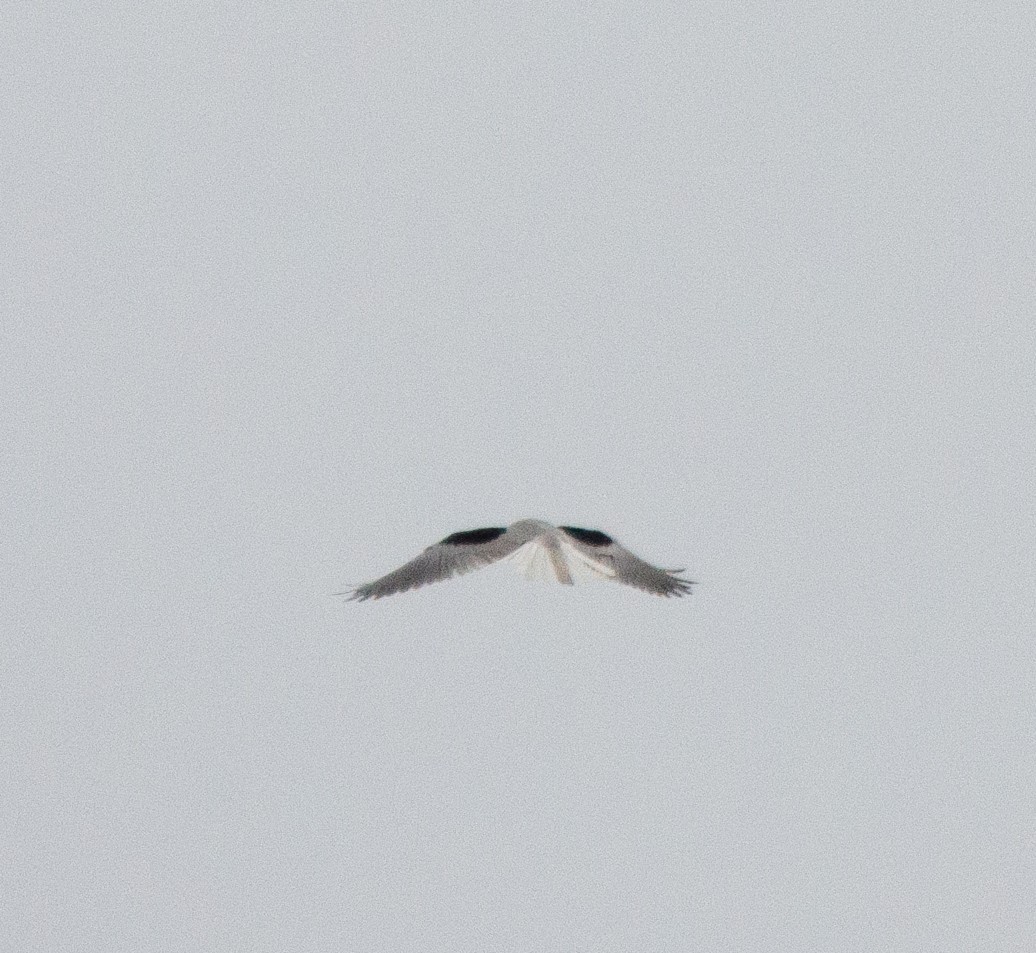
xmin=506 ymin=538 xmax=615 ymax=584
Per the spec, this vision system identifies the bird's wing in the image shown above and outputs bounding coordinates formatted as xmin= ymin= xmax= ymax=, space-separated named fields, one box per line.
xmin=345 ymin=526 xmax=523 ymax=601
xmin=559 ymin=526 xmax=695 ymax=598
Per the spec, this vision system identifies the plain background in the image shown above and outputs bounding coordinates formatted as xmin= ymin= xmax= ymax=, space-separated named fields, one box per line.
xmin=4 ymin=3 xmax=1034 ymax=950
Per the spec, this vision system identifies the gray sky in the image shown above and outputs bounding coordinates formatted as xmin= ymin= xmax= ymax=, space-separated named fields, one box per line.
xmin=4 ymin=3 xmax=1034 ymax=950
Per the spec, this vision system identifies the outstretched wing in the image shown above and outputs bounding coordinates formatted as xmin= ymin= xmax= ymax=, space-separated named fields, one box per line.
xmin=345 ymin=526 xmax=522 ymax=601
xmin=559 ymin=526 xmax=695 ymax=598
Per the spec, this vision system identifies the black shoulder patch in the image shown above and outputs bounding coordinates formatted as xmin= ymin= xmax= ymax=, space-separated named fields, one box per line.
xmin=559 ymin=526 xmax=613 ymax=547
xmin=439 ymin=527 xmax=507 ymax=546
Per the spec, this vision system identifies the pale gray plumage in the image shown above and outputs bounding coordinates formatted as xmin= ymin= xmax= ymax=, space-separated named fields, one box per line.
xmin=344 ymin=518 xmax=695 ymax=601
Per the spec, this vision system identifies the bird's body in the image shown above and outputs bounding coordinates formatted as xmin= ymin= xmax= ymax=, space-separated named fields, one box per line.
xmin=345 ymin=519 xmax=694 ymax=601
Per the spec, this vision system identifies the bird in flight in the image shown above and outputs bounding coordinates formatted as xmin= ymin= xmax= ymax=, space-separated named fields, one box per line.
xmin=344 ymin=518 xmax=695 ymax=601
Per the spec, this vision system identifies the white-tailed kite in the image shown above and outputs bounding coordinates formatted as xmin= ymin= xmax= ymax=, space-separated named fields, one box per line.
xmin=344 ymin=518 xmax=695 ymax=601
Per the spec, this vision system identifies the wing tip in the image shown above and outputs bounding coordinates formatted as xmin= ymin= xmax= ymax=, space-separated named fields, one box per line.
xmin=663 ymin=573 xmax=697 ymax=597
xmin=335 ymin=587 xmax=369 ymax=602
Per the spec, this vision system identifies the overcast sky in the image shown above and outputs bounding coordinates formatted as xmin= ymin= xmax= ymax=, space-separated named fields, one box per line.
xmin=4 ymin=3 xmax=1034 ymax=951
